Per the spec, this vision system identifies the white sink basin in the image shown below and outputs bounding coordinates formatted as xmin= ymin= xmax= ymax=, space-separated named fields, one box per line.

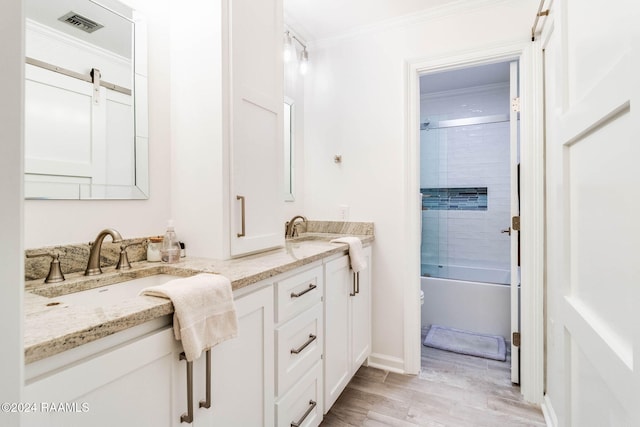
xmin=56 ymin=274 xmax=183 ymax=308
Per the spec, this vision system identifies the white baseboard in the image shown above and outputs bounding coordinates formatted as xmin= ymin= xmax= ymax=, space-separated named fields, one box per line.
xmin=541 ymin=394 xmax=558 ymax=427
xmin=367 ymin=353 xmax=406 ymax=374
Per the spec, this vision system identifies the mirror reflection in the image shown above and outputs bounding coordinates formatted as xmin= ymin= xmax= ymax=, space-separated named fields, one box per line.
xmin=24 ymin=0 xmax=148 ymax=200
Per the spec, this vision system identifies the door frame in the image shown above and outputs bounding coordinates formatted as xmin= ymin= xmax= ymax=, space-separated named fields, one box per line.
xmin=404 ymin=40 xmax=545 ymax=403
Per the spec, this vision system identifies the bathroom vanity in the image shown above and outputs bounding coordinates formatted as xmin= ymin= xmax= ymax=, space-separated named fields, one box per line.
xmin=22 ymin=230 xmax=372 ymax=427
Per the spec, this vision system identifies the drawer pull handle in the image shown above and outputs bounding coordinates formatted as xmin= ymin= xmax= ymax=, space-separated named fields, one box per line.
xmin=199 ymin=349 xmax=211 ymax=409
xmin=290 ymin=283 xmax=316 ymax=298
xmin=179 ymin=352 xmax=194 ymax=423
xmin=290 ymin=334 xmax=317 ymax=354
xmin=291 ymin=400 xmax=317 ymax=427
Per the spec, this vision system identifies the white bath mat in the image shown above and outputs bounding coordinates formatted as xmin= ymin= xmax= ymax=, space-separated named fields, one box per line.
xmin=423 ymin=325 xmax=506 ymax=361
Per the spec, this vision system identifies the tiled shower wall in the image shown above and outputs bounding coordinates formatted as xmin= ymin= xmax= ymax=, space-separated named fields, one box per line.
xmin=420 ymin=84 xmax=511 ymax=274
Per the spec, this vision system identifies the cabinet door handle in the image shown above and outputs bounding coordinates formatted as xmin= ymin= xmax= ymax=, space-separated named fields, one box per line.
xmin=350 ymin=272 xmax=357 ymax=296
xmin=290 ymin=283 xmax=316 ymax=298
xmin=290 ymin=334 xmax=317 ymax=354
xmin=199 ymin=349 xmax=211 ymax=409
xmin=355 ymin=272 xmax=360 ymax=294
xmin=179 ymin=352 xmax=194 ymax=423
xmin=236 ymin=195 xmax=246 ymax=237
xmin=291 ymin=400 xmax=317 ymax=427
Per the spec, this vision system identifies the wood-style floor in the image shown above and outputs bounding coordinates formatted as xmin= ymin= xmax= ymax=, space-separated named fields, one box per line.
xmin=321 ymin=331 xmax=546 ymax=426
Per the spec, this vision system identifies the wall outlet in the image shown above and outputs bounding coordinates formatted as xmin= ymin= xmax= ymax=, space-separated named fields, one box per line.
xmin=338 ymin=205 xmax=349 ymax=220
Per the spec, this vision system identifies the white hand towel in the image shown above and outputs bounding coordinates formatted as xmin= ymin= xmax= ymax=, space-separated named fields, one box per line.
xmin=140 ymin=273 xmax=238 ymax=362
xmin=330 ymin=237 xmax=367 ymax=273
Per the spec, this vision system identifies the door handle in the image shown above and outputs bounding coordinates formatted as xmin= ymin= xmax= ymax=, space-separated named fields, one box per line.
xmin=179 ymin=352 xmax=194 ymax=423
xmin=199 ymin=349 xmax=211 ymax=409
xmin=350 ymin=272 xmax=357 ymax=296
xmin=501 ymin=228 xmax=511 ymax=236
xmin=236 ymin=195 xmax=246 ymax=237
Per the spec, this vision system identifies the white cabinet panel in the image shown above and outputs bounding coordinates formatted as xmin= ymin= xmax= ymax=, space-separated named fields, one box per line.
xmin=228 ymin=0 xmax=284 ymax=256
xmin=323 ymin=247 xmax=372 ymax=413
xmin=276 ymin=361 xmax=323 ymax=427
xmin=351 ymin=247 xmax=372 ymax=372
xmin=172 ymin=285 xmax=274 ymax=427
xmin=23 ymin=327 xmax=174 ymax=427
xmin=276 ymin=302 xmax=323 ymax=396
xmin=231 ymin=91 xmax=283 ymax=255
xmin=274 ymin=264 xmax=323 ymax=323
xmin=323 ymin=255 xmax=352 ymax=411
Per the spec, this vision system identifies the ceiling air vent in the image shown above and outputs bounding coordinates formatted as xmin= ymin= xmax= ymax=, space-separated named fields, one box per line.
xmin=58 ymin=11 xmax=104 ymax=33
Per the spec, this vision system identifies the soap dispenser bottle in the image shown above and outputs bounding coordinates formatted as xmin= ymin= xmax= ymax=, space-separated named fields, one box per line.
xmin=161 ymin=220 xmax=181 ymax=263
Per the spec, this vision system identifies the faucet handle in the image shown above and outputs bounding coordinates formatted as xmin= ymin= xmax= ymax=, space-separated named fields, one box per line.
xmin=115 ymin=241 xmax=144 ymax=271
xmin=26 ymin=252 xmax=65 ymax=283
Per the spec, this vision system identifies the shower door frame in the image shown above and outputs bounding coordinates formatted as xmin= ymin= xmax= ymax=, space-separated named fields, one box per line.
xmin=405 ymin=41 xmax=545 ymax=403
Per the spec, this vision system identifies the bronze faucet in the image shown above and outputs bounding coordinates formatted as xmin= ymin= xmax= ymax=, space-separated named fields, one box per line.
xmin=85 ymin=228 xmax=123 ymax=276
xmin=285 ymin=215 xmax=307 ymax=238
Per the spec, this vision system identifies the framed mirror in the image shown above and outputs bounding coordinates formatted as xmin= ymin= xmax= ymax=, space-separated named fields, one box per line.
xmin=284 ymin=97 xmax=295 ymax=201
xmin=24 ymin=0 xmax=148 ymax=200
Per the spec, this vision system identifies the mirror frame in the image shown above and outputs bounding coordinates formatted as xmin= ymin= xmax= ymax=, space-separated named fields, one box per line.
xmin=24 ymin=0 xmax=148 ymax=200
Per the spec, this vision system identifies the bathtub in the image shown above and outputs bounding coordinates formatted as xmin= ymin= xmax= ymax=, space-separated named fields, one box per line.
xmin=420 ymin=267 xmax=512 ymax=339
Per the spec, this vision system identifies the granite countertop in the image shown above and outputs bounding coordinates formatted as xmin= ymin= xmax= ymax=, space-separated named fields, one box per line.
xmin=24 ymin=231 xmax=373 ymax=364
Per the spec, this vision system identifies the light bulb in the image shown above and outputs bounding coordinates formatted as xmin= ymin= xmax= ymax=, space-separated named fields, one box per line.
xmin=299 ymin=48 xmax=309 ymax=75
xmin=283 ymin=32 xmax=294 ymax=62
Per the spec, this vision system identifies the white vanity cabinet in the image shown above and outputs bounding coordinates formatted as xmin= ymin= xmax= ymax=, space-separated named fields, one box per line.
xmin=274 ymin=264 xmax=324 ymax=427
xmin=172 ymin=284 xmax=274 ymax=426
xmin=228 ymin=0 xmax=285 ymax=256
xmin=23 ymin=325 xmax=175 ymax=427
xmin=323 ymin=246 xmax=372 ymax=412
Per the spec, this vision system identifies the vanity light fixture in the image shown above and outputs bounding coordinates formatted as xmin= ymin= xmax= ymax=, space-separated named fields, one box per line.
xmin=284 ymin=30 xmax=309 ymax=75
xmin=283 ymin=31 xmax=294 ymax=62
xmin=299 ymin=48 xmax=309 ymax=75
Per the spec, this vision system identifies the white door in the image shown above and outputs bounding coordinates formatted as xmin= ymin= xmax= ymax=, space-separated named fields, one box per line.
xmin=24 ymin=65 xmax=94 ymax=181
xmin=509 ymin=60 xmax=520 ymax=384
xmin=542 ymin=1 xmax=640 ymax=424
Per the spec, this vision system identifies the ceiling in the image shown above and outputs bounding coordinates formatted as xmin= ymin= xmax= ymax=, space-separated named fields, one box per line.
xmin=284 ymin=0 xmax=463 ymax=41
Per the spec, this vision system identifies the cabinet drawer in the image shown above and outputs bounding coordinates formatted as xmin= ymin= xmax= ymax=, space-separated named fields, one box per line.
xmin=275 ymin=360 xmax=323 ymax=427
xmin=275 ymin=265 xmax=323 ymax=323
xmin=276 ymin=302 xmax=323 ymax=396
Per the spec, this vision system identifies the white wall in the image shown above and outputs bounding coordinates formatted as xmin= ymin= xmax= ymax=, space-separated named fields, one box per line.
xmin=0 ymin=0 xmax=24 ymax=423
xmin=304 ymin=0 xmax=537 ymax=369
xmin=23 ymin=0 xmax=172 ymax=248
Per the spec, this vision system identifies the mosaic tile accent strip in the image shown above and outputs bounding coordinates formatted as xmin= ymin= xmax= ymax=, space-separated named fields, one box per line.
xmin=421 ymin=187 xmax=488 ymax=211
